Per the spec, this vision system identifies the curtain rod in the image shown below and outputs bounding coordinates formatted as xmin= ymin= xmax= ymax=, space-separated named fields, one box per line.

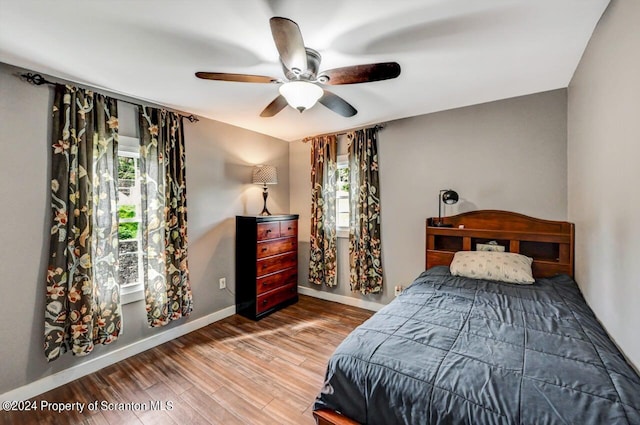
xmin=20 ymin=72 xmax=199 ymax=123
xmin=303 ymin=123 xmax=386 ymax=141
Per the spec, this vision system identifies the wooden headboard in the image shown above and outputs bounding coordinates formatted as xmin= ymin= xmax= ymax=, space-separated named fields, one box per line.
xmin=426 ymin=210 xmax=574 ymax=278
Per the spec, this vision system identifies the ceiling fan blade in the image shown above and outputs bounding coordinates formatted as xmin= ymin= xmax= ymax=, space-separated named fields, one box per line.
xmin=195 ymin=72 xmax=277 ymax=84
xmin=320 ymin=62 xmax=401 ymax=85
xmin=270 ymin=17 xmax=307 ymax=73
xmin=260 ymin=95 xmax=289 ymax=117
xmin=319 ymin=90 xmax=357 ymax=117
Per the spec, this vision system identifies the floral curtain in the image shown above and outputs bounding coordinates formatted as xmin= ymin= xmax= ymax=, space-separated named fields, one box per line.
xmin=348 ymin=128 xmax=384 ymax=294
xmin=307 ymin=135 xmax=338 ymax=287
xmin=45 ymin=85 xmax=121 ymax=361
xmin=139 ymin=107 xmax=192 ymax=327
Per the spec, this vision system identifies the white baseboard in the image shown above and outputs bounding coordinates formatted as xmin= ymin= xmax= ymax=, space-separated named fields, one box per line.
xmin=0 ymin=305 xmax=236 ymax=403
xmin=298 ymin=285 xmax=386 ymax=312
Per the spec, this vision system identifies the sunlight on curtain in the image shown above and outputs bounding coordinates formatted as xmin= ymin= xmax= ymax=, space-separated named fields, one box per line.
xmin=306 ymin=135 xmax=338 ymax=287
xmin=139 ymin=107 xmax=192 ymax=327
xmin=45 ymin=85 xmax=121 ymax=361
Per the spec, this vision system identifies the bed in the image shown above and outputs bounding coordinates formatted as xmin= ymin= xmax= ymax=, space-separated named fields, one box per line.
xmin=313 ymin=210 xmax=640 ymax=425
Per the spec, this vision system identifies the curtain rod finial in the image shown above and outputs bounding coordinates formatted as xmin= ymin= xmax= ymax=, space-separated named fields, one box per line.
xmin=21 ymin=73 xmax=50 ymax=86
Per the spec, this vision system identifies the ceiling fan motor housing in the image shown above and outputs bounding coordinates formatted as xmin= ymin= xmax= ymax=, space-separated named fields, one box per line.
xmin=283 ymin=48 xmax=322 ymax=81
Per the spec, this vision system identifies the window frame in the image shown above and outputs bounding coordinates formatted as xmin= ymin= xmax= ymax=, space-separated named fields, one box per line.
xmin=336 ymin=154 xmax=349 ymax=238
xmin=117 ymin=135 xmax=145 ymax=304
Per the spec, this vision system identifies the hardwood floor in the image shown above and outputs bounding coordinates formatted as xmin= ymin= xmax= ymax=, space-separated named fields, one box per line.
xmin=1 ymin=296 xmax=372 ymax=425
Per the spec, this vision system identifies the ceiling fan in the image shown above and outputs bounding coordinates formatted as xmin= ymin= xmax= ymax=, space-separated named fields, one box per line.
xmin=195 ymin=17 xmax=401 ymax=118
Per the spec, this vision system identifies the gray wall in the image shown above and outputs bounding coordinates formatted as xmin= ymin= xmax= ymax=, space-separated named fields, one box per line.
xmin=0 ymin=62 xmax=290 ymax=394
xmin=567 ymin=0 xmax=640 ymax=370
xmin=291 ymin=90 xmax=568 ymax=304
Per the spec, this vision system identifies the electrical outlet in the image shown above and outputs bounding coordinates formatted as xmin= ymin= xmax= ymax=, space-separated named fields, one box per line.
xmin=394 ymin=285 xmax=403 ymax=297
xmin=219 ymin=277 xmax=226 ymax=289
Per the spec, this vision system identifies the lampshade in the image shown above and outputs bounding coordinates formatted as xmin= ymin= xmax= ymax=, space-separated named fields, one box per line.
xmin=442 ymin=190 xmax=459 ymax=205
xmin=279 ymin=81 xmax=323 ymax=112
xmin=252 ymin=165 xmax=278 ymax=185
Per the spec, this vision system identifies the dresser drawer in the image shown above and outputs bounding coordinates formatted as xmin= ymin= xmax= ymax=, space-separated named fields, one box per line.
xmin=256 ymin=267 xmax=297 ymax=295
xmin=257 ymin=222 xmax=280 ymax=240
xmin=256 ymin=252 xmax=297 ymax=277
xmin=257 ymin=237 xmax=297 ymax=259
xmin=280 ymin=219 xmax=298 ymax=237
xmin=256 ymin=282 xmax=298 ymax=314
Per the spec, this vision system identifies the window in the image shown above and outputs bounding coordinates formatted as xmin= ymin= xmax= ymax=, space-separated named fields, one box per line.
xmin=117 ymin=136 xmax=144 ymax=304
xmin=336 ymin=154 xmax=349 ymax=237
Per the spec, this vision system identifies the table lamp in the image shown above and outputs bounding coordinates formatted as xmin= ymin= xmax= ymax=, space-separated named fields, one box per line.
xmin=433 ymin=189 xmax=459 ymax=227
xmin=252 ymin=165 xmax=278 ymax=216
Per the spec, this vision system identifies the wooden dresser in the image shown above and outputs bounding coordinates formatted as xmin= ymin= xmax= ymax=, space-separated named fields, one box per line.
xmin=235 ymin=214 xmax=299 ymax=320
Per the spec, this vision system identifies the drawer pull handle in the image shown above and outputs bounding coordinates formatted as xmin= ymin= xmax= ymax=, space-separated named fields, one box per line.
xmin=287 ymin=227 xmax=292 ymax=230
xmin=261 ymin=248 xmax=267 ymax=252
xmin=263 ymin=299 xmax=268 ymax=305
xmin=266 ymin=229 xmax=272 ymax=233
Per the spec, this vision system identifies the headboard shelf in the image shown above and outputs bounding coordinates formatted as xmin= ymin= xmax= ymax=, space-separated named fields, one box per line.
xmin=427 ymin=227 xmax=571 ymax=244
xmin=426 ymin=210 xmax=574 ymax=278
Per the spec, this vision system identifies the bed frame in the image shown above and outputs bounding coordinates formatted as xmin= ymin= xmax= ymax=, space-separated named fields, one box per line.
xmin=314 ymin=409 xmax=361 ymax=425
xmin=313 ymin=210 xmax=575 ymax=425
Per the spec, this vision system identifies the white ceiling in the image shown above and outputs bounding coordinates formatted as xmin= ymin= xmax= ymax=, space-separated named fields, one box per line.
xmin=0 ymin=0 xmax=609 ymax=141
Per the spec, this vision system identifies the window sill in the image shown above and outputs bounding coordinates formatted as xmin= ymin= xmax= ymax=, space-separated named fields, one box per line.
xmin=337 ymin=228 xmax=349 ymax=239
xmin=120 ymin=282 xmax=145 ymax=304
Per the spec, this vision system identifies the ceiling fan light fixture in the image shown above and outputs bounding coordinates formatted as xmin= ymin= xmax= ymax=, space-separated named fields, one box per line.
xmin=279 ymin=81 xmax=323 ymax=112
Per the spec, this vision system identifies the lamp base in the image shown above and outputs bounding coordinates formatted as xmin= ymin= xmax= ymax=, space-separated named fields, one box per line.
xmin=260 ymin=185 xmax=272 ymax=216
xmin=431 ymin=222 xmax=453 ymax=228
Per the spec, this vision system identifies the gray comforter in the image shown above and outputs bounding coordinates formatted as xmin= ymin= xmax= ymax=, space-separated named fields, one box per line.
xmin=314 ymin=266 xmax=640 ymax=424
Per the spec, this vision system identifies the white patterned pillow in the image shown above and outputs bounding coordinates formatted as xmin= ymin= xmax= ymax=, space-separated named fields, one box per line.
xmin=449 ymin=251 xmax=535 ymax=284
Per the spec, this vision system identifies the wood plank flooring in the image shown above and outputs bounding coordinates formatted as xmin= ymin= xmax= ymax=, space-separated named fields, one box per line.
xmin=1 ymin=295 xmax=372 ymax=425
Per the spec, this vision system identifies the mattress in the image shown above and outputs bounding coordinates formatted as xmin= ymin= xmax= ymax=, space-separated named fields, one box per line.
xmin=314 ymin=266 xmax=640 ymax=424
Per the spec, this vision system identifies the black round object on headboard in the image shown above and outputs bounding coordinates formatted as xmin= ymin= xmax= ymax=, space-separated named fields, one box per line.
xmin=442 ymin=190 xmax=459 ymax=205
